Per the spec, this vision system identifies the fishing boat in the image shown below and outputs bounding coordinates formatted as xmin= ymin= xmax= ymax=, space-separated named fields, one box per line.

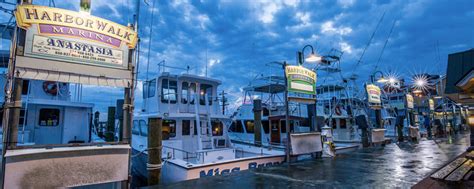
xmin=0 ymin=75 xmax=100 ymax=145
xmin=132 ymin=72 xmax=285 ymax=184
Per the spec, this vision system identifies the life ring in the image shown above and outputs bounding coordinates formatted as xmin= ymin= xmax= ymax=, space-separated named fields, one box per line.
xmin=335 ymin=106 xmax=342 ymax=115
xmin=43 ymin=81 xmax=58 ymax=96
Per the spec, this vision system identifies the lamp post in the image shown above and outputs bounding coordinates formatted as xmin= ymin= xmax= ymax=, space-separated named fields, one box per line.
xmin=369 ymin=71 xmax=386 ymax=129
xmin=284 ymin=44 xmax=321 ymax=163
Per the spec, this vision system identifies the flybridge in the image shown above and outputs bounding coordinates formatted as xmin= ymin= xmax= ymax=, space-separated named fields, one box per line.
xmin=15 ymin=4 xmax=137 ymax=48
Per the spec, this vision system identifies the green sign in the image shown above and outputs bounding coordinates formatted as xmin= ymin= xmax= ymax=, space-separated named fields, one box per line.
xmin=285 ymin=65 xmax=316 ymax=95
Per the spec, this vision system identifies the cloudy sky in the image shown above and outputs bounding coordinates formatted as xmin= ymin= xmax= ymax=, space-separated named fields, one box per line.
xmin=1 ymin=0 xmax=473 ymax=118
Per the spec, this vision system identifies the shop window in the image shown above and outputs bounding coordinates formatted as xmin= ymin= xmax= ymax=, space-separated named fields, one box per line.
xmin=38 ymin=108 xmax=60 ymax=126
xmin=182 ymin=120 xmax=191 ymax=136
xmin=163 ymin=120 xmax=176 ymax=140
xmin=139 ymin=120 xmax=148 ymax=136
xmin=262 ymin=120 xmax=270 ymax=133
xmin=212 ymin=120 xmax=223 ymax=136
xmin=161 ymin=79 xmax=177 ymax=103
xmin=199 ymin=84 xmax=213 ymax=105
xmin=245 ymin=120 xmax=254 ymax=133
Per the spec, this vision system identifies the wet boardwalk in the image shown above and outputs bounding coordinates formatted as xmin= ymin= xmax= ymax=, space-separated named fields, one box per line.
xmin=154 ymin=134 xmax=470 ymax=189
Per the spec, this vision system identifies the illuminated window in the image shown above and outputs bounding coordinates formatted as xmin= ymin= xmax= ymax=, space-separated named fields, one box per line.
xmin=163 ymin=120 xmax=176 ymax=140
xmin=38 ymin=108 xmax=60 ymax=126
xmin=245 ymin=120 xmax=255 ymax=133
xmin=199 ymin=84 xmax=213 ymax=105
xmin=212 ymin=120 xmax=223 ymax=136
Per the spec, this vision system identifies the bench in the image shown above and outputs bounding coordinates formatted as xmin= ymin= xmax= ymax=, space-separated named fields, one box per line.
xmin=431 ymin=155 xmax=474 ymax=182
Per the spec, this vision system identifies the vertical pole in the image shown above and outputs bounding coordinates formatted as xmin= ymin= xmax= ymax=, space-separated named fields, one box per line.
xmin=375 ymin=108 xmax=382 ymax=128
xmin=106 ymin=107 xmax=115 ymax=142
xmin=148 ymin=118 xmax=162 ymax=185
xmin=253 ymin=99 xmax=262 ymax=147
xmin=283 ymin=62 xmax=291 ymax=164
xmin=7 ymin=78 xmax=22 ymax=149
xmin=123 ymin=88 xmax=132 ymax=144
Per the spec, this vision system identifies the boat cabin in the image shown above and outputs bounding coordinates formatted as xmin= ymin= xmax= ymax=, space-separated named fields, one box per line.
xmin=133 ymin=73 xmax=232 ymax=163
xmin=0 ymin=76 xmax=94 ymax=145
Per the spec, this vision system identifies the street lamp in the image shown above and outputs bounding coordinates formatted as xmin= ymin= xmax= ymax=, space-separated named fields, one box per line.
xmin=298 ymin=45 xmax=322 ymax=65
xmin=370 ymin=71 xmax=387 ymax=84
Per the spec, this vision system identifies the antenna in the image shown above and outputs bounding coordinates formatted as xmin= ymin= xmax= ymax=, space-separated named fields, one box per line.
xmin=145 ymin=0 xmax=156 ymax=82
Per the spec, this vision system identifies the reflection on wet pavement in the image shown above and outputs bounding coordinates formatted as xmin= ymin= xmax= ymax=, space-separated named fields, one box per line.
xmin=154 ymin=134 xmax=470 ymax=189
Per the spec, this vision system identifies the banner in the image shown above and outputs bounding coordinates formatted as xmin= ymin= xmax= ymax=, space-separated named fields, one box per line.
xmin=366 ymin=84 xmax=381 ymax=104
xmin=406 ymin=94 xmax=414 ymax=109
xmin=285 ymin=65 xmax=316 ymax=95
xmin=429 ymin=99 xmax=435 ymax=111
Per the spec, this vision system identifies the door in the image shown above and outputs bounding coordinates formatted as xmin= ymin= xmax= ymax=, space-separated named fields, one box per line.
xmin=270 ymin=120 xmax=280 ymax=144
xmin=34 ymin=107 xmax=63 ymax=144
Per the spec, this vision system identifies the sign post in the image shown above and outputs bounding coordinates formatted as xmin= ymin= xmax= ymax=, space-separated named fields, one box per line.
xmin=1 ymin=4 xmax=138 ymax=188
xmin=365 ymin=84 xmax=384 ymax=146
xmin=284 ymin=64 xmax=317 ymax=163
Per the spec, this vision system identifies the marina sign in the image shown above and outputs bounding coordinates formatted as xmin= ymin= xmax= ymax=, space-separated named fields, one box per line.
xmin=15 ymin=4 xmax=137 ymax=48
xmin=429 ymin=99 xmax=435 ymax=111
xmin=285 ymin=65 xmax=316 ymax=95
xmin=406 ymin=94 xmax=414 ymax=109
xmin=366 ymin=84 xmax=381 ymax=104
xmin=14 ymin=4 xmax=136 ymax=87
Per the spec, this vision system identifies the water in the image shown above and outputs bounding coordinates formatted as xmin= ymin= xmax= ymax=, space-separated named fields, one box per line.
xmin=151 ymin=134 xmax=470 ymax=189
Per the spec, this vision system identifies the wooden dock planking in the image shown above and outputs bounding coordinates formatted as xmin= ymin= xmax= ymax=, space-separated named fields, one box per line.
xmin=431 ymin=157 xmax=467 ymax=180
xmin=445 ymin=160 xmax=473 ymax=182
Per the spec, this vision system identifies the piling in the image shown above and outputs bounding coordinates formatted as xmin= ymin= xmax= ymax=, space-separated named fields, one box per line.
xmin=105 ymin=107 xmax=116 ymax=142
xmin=116 ymin=99 xmax=124 ymax=141
xmin=253 ymin=99 xmax=262 ymax=147
xmin=7 ymin=78 xmax=22 ymax=149
xmin=148 ymin=117 xmax=162 ymax=185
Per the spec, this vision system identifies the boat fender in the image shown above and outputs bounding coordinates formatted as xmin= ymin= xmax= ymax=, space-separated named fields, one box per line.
xmin=335 ymin=106 xmax=342 ymax=115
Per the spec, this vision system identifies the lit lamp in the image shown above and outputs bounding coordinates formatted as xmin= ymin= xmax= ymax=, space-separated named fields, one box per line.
xmin=298 ymin=45 xmax=322 ymax=65
xmin=469 ymin=115 xmax=474 ymax=151
xmin=377 ymin=76 xmax=388 ymax=83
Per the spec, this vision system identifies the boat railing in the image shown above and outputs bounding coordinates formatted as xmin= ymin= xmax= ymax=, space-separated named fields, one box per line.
xmin=162 ymin=145 xmax=203 ymax=164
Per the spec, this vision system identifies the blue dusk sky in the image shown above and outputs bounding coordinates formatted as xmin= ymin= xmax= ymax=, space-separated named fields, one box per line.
xmin=0 ymin=0 xmax=473 ymax=119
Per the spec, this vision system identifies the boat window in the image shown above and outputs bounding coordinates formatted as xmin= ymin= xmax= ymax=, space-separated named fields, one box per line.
xmin=340 ymin=119 xmax=347 ymax=129
xmin=199 ymin=84 xmax=213 ymax=105
xmin=212 ymin=120 xmax=223 ymax=136
xmin=181 ymin=82 xmax=189 ymax=104
xmin=38 ymin=108 xmax=60 ymax=126
xmin=19 ymin=109 xmax=27 ymax=126
xmin=132 ymin=120 xmax=141 ymax=135
xmin=182 ymin=120 xmax=191 ymax=136
xmin=332 ymin=120 xmax=337 ymax=129
xmin=280 ymin=120 xmax=295 ymax=133
xmin=262 ymin=108 xmax=269 ymax=117
xmin=163 ymin=120 xmax=176 ymax=140
xmin=21 ymin=80 xmax=29 ymax=95
xmin=139 ymin=120 xmax=148 ymax=136
xmin=161 ymin=79 xmax=177 ymax=104
xmin=189 ymin=83 xmax=196 ymax=104
xmin=235 ymin=120 xmax=244 ymax=133
xmin=245 ymin=120 xmax=254 ymax=133
xmin=193 ymin=120 xmax=199 ymax=135
xmin=262 ymin=120 xmax=270 ymax=134
xmin=148 ymin=79 xmax=156 ymax=98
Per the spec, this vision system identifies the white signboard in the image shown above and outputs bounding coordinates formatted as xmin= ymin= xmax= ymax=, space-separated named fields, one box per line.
xmin=31 ymin=35 xmax=124 ymax=67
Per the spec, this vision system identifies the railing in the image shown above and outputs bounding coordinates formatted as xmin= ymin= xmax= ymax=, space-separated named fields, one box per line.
xmin=162 ymin=145 xmax=204 ymax=164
